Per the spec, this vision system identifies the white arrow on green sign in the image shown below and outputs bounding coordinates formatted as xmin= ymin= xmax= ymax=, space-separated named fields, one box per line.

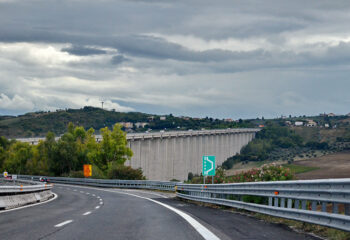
xmin=202 ymin=156 xmax=215 ymax=176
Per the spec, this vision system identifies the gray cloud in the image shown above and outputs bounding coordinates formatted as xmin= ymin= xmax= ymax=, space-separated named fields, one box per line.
xmin=1 ymin=0 xmax=350 ymax=118
xmin=62 ymin=45 xmax=107 ymax=56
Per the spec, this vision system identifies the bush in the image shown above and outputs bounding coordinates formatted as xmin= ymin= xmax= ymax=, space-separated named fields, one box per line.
xmin=107 ymin=165 xmax=146 ymax=180
xmin=69 ymin=170 xmax=85 ymax=178
xmin=224 ymin=164 xmax=294 ymax=183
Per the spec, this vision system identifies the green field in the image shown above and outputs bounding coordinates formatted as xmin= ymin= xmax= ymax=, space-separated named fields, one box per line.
xmin=282 ymin=164 xmax=319 ymax=174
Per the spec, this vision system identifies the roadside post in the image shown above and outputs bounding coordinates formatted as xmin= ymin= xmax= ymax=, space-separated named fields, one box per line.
xmin=202 ymin=156 xmax=216 ymax=184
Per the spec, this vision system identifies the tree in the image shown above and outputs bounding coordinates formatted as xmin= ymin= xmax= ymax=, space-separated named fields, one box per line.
xmin=3 ymin=142 xmax=33 ymax=174
xmin=90 ymin=124 xmax=133 ymax=172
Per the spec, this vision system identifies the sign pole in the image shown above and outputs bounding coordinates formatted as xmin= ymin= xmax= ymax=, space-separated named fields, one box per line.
xmin=212 ymin=176 xmax=214 ymax=184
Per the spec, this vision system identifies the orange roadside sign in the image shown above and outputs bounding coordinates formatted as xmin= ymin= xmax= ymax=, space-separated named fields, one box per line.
xmin=83 ymin=164 xmax=92 ymax=177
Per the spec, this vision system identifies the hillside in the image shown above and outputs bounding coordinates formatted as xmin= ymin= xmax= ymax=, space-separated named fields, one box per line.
xmin=0 ymin=106 xmax=253 ymax=138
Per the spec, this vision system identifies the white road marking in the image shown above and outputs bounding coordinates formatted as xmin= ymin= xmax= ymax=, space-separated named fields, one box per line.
xmin=0 ymin=193 xmax=58 ymax=214
xmin=80 ymin=191 xmax=84 ymax=193
xmin=95 ymin=206 xmax=100 ymax=209
xmin=73 ymin=190 xmax=77 ymax=192
xmin=55 ymin=220 xmax=73 ymax=227
xmin=125 ymin=189 xmax=168 ymax=199
xmin=86 ymin=193 xmax=90 ymax=195
xmin=111 ymin=191 xmax=220 ymax=240
xmin=83 ymin=211 xmax=91 ymax=215
xmin=99 ymin=202 xmax=103 ymax=205
xmin=92 ymin=194 xmax=96 ymax=196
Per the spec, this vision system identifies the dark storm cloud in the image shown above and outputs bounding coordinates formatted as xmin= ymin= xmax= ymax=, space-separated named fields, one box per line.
xmin=61 ymin=45 xmax=107 ymax=56
xmin=111 ymin=55 xmax=128 ymax=65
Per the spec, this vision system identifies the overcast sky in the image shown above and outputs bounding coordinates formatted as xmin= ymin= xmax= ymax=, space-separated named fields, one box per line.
xmin=0 ymin=0 xmax=350 ymax=119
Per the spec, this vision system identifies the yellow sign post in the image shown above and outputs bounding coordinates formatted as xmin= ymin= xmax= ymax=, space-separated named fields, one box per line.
xmin=83 ymin=164 xmax=92 ymax=177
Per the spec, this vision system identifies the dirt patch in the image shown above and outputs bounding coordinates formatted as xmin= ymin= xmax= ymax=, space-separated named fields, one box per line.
xmin=295 ymin=151 xmax=350 ymax=179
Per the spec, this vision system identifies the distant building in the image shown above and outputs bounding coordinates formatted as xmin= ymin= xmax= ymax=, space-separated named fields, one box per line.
xmin=224 ymin=118 xmax=233 ymax=122
xmin=258 ymin=124 xmax=265 ymax=128
xmin=295 ymin=121 xmax=304 ymax=126
xmin=180 ymin=116 xmax=190 ymax=120
xmin=160 ymin=116 xmax=166 ymax=120
xmin=119 ymin=122 xmax=133 ymax=128
xmin=147 ymin=116 xmax=154 ymax=121
xmin=327 ymin=113 xmax=336 ymax=117
xmin=325 ymin=123 xmax=330 ymax=128
xmin=306 ymin=120 xmax=317 ymax=127
xmin=135 ymin=122 xmax=148 ymax=128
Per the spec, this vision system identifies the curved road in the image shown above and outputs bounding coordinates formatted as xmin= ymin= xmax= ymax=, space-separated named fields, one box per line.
xmin=0 ymin=185 xmax=320 ymax=240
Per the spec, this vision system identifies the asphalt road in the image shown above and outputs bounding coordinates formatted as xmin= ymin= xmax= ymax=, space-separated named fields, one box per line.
xmin=0 ymin=185 xmax=320 ymax=240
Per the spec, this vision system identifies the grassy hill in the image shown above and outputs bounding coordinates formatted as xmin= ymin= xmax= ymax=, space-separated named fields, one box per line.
xmin=0 ymin=107 xmax=152 ymax=137
xmin=0 ymin=106 xmax=254 ymax=138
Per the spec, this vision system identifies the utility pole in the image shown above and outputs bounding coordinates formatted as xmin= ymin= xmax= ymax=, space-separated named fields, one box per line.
xmin=101 ymin=101 xmax=104 ymax=109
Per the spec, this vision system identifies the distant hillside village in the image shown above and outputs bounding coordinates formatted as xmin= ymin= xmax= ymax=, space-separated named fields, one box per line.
xmin=280 ymin=113 xmax=350 ymax=129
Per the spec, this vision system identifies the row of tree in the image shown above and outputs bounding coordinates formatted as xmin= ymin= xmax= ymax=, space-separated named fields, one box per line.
xmin=0 ymin=123 xmax=145 ymax=180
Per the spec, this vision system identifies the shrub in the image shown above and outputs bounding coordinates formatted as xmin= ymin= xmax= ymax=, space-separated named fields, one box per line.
xmin=107 ymin=165 xmax=145 ymax=180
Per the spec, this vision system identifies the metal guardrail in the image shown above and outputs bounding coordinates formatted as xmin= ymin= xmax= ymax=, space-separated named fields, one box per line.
xmin=13 ymin=175 xmax=350 ymax=231
xmin=0 ymin=178 xmax=52 ymax=194
xmin=17 ymin=175 xmax=177 ymax=191
xmin=176 ymin=179 xmax=350 ymax=232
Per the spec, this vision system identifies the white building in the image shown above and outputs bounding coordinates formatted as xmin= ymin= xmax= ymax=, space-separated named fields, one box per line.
xmin=295 ymin=121 xmax=304 ymax=126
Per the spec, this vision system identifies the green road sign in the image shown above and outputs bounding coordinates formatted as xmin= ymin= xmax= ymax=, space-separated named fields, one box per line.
xmin=202 ymin=156 xmax=216 ymax=176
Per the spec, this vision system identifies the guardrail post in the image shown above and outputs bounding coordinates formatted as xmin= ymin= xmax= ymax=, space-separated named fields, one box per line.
xmin=345 ymin=204 xmax=350 ymax=216
xmin=332 ymin=203 xmax=338 ymax=214
xmin=274 ymin=197 xmax=278 ymax=207
xmin=295 ymin=200 xmax=300 ymax=209
xmin=280 ymin=198 xmax=285 ymax=208
xmin=322 ymin=202 xmax=327 ymax=212
xmin=268 ymin=197 xmax=272 ymax=206
xmin=287 ymin=199 xmax=292 ymax=208
xmin=301 ymin=200 xmax=307 ymax=210
xmin=311 ymin=201 xmax=317 ymax=211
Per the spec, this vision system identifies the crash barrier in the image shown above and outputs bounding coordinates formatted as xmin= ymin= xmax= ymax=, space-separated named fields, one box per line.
xmin=17 ymin=175 xmax=177 ymax=191
xmin=0 ymin=178 xmax=53 ymax=209
xmin=14 ymin=175 xmax=350 ymax=231
xmin=176 ymin=179 xmax=350 ymax=232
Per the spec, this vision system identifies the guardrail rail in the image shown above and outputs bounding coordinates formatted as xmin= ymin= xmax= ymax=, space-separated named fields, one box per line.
xmin=176 ymin=179 xmax=350 ymax=231
xmin=18 ymin=175 xmax=177 ymax=191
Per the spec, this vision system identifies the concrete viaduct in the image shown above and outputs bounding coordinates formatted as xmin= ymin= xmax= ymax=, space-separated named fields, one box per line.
xmin=16 ymin=128 xmax=259 ymax=181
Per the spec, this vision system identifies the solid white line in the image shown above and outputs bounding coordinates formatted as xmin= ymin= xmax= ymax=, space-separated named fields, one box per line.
xmin=54 ymin=220 xmax=73 ymax=227
xmin=124 ymin=189 xmax=168 ymax=199
xmin=95 ymin=206 xmax=100 ymax=209
xmin=0 ymin=193 xmax=58 ymax=214
xmin=83 ymin=211 xmax=91 ymax=215
xmin=116 ymin=192 xmax=220 ymax=240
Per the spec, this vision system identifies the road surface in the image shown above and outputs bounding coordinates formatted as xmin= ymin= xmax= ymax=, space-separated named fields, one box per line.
xmin=0 ymin=184 xmax=320 ymax=240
